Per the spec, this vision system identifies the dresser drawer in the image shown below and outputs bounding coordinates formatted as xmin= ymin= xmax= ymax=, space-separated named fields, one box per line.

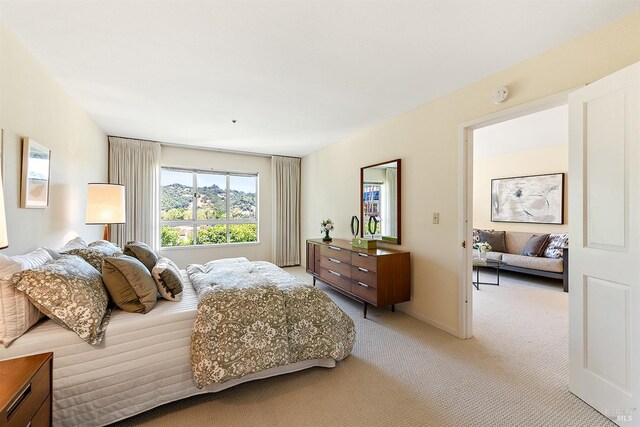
xmin=320 ymin=245 xmax=351 ymax=263
xmin=320 ymin=256 xmax=351 ymax=277
xmin=319 ymin=267 xmax=353 ymax=292
xmin=351 ymin=265 xmax=377 ymax=287
xmin=350 ymin=251 xmax=377 ymax=272
xmin=31 ymin=396 xmax=51 ymax=427
xmin=2 ymin=358 xmax=51 ymax=427
xmin=351 ymin=279 xmax=377 ymax=304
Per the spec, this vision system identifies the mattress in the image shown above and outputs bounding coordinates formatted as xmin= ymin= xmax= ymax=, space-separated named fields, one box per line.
xmin=0 ymin=273 xmax=335 ymax=426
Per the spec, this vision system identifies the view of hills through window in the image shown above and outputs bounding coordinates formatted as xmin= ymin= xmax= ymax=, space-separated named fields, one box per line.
xmin=160 ymin=169 xmax=257 ymax=246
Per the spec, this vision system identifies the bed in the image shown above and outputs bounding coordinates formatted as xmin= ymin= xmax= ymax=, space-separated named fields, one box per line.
xmin=1 ymin=266 xmax=349 ymax=426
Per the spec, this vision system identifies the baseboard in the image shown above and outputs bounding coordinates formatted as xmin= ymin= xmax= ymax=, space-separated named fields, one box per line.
xmin=396 ymin=306 xmax=460 ymax=337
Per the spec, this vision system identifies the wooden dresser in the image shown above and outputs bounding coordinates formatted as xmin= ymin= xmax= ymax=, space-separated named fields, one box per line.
xmin=306 ymin=238 xmax=410 ymax=317
xmin=0 ymin=352 xmax=53 ymax=427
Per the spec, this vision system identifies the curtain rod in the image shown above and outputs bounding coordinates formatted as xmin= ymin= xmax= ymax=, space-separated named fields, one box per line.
xmin=107 ymin=135 xmax=301 ymax=160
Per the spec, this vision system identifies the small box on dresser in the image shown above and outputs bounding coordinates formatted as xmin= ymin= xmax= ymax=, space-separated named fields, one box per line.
xmin=306 ymin=238 xmax=410 ymax=317
xmin=0 ymin=352 xmax=53 ymax=427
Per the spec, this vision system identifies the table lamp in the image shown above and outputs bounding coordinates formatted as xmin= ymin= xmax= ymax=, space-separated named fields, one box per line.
xmin=86 ymin=183 xmax=125 ymax=241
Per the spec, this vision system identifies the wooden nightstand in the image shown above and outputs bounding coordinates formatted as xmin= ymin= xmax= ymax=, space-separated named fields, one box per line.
xmin=0 ymin=352 xmax=53 ymax=427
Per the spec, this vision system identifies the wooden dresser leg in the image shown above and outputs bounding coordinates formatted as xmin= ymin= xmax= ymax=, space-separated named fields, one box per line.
xmin=312 ymin=277 xmax=316 ymax=287
xmin=363 ymin=302 xmax=368 ymax=318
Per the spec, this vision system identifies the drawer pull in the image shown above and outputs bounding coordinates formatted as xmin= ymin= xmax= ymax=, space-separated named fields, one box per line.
xmin=357 ymin=282 xmax=369 ymax=288
xmin=358 ymin=267 xmax=368 ymax=273
xmin=328 ymin=270 xmax=341 ymax=277
xmin=328 ymin=257 xmax=341 ymax=264
xmin=328 ymin=246 xmax=341 ymax=251
xmin=358 ymin=253 xmax=369 ymax=257
xmin=7 ymin=382 xmax=31 ymax=419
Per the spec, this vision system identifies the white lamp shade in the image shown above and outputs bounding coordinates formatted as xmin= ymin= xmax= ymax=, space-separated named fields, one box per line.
xmin=0 ymin=170 xmax=8 ymax=249
xmin=86 ymin=183 xmax=126 ymax=224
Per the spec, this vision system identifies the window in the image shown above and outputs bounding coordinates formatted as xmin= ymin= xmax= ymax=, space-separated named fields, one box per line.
xmin=160 ymin=168 xmax=258 ymax=247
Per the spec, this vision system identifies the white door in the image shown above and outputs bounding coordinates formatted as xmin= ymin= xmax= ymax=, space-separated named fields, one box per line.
xmin=569 ymin=61 xmax=640 ymax=425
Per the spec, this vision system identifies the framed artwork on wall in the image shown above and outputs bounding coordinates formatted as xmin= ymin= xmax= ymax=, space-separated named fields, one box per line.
xmin=21 ymin=137 xmax=51 ymax=208
xmin=491 ymin=173 xmax=564 ymax=224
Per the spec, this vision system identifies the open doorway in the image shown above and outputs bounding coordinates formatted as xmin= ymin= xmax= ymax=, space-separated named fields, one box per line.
xmin=472 ymin=105 xmax=568 ymax=289
xmin=457 ymin=91 xmax=573 ymax=339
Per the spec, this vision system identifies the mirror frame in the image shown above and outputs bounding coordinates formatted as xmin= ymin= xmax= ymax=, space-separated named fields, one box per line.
xmin=360 ymin=158 xmax=401 ymax=245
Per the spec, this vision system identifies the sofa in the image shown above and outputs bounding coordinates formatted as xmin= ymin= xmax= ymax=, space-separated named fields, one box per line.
xmin=473 ymin=229 xmax=569 ymax=292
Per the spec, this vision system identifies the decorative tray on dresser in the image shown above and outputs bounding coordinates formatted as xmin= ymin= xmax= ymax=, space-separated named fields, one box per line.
xmin=0 ymin=352 xmax=53 ymax=427
xmin=306 ymin=238 xmax=410 ymax=317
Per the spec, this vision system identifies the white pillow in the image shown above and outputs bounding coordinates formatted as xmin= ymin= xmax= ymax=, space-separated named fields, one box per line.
xmin=0 ymin=248 xmax=53 ymax=347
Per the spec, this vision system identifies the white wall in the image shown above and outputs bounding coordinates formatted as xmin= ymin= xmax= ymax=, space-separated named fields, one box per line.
xmin=301 ymin=13 xmax=640 ymax=335
xmin=158 ymin=145 xmax=272 ymax=268
xmin=0 ymin=25 xmax=107 ymax=255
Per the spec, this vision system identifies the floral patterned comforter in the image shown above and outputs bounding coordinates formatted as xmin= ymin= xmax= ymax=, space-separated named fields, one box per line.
xmin=186 ymin=258 xmax=355 ymax=388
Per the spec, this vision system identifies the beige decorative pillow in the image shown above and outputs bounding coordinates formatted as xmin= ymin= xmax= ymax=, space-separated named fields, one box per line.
xmin=10 ymin=255 xmax=111 ymax=345
xmin=102 ymin=255 xmax=157 ymax=313
xmin=123 ymin=241 xmax=158 ymax=273
xmin=66 ymin=245 xmax=122 ymax=273
xmin=152 ymin=257 xmax=184 ymax=301
xmin=0 ymin=248 xmax=53 ymax=347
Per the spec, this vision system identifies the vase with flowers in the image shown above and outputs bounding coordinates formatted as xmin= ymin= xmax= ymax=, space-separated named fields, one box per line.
xmin=472 ymin=241 xmax=492 ymax=261
xmin=321 ymin=219 xmax=334 ymax=241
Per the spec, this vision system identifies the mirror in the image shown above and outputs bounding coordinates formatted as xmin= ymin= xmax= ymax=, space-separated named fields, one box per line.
xmin=360 ymin=159 xmax=401 ymax=244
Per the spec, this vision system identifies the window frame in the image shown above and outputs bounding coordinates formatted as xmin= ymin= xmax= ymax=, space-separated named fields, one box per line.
xmin=160 ymin=167 xmax=259 ymax=248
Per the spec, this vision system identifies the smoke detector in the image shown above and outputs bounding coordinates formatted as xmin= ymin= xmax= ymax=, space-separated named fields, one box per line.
xmin=491 ymin=86 xmax=509 ymax=104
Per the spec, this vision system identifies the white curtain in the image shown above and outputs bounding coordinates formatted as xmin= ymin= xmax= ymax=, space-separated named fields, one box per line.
xmin=271 ymin=156 xmax=301 ymax=267
xmin=108 ymin=137 xmax=161 ymax=250
xmin=383 ymin=167 xmax=398 ymax=237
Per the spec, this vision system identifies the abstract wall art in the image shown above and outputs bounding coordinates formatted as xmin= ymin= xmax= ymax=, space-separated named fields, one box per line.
xmin=491 ymin=173 xmax=564 ymax=224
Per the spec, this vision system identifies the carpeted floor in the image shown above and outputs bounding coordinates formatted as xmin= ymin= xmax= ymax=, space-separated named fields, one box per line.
xmin=112 ymin=267 xmax=613 ymax=427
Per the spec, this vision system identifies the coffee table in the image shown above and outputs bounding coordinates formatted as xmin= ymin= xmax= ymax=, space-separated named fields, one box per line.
xmin=473 ymin=259 xmax=506 ymax=290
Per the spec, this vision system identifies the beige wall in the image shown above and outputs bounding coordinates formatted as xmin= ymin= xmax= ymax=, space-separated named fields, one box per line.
xmin=0 ymin=25 xmax=107 ymax=255
xmin=301 ymin=13 xmax=640 ymax=335
xmin=158 ymin=145 xmax=272 ymax=268
xmin=473 ymin=144 xmax=569 ymax=233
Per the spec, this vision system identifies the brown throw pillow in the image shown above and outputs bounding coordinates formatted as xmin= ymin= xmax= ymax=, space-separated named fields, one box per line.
xmin=477 ymin=230 xmax=507 ymax=253
xmin=152 ymin=257 xmax=184 ymax=301
xmin=123 ymin=241 xmax=158 ymax=273
xmin=521 ymin=234 xmax=550 ymax=257
xmin=102 ymin=255 xmax=157 ymax=313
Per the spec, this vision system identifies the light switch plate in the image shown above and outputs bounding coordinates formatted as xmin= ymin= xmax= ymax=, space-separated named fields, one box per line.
xmin=433 ymin=213 xmax=440 ymax=224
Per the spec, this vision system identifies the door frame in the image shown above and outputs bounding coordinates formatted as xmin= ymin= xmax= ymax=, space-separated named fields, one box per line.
xmin=456 ymin=88 xmax=580 ymax=339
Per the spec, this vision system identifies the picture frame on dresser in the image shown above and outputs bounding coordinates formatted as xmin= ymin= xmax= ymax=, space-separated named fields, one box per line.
xmin=20 ymin=137 xmax=51 ymax=208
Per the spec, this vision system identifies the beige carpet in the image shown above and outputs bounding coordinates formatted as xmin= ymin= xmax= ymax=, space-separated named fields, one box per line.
xmin=112 ymin=268 xmax=613 ymax=427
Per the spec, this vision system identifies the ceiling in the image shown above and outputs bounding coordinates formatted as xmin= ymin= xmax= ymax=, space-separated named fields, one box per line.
xmin=474 ymin=104 xmax=568 ymax=159
xmin=1 ymin=1 xmax=638 ymax=157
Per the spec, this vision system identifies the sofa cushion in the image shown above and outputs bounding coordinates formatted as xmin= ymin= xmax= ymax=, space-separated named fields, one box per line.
xmin=545 ymin=233 xmax=568 ymax=259
xmin=521 ymin=234 xmax=550 ymax=257
xmin=502 ymin=253 xmax=563 ymax=273
xmin=477 ymin=230 xmax=507 ymax=253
